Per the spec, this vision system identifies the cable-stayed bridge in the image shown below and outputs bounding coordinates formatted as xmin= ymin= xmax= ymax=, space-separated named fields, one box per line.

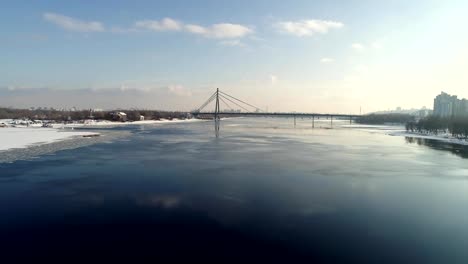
xmin=191 ymin=89 xmax=361 ymax=129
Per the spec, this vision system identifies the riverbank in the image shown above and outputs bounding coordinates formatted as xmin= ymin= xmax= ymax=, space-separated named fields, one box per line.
xmin=51 ymin=118 xmax=204 ymax=128
xmin=0 ymin=118 xmax=206 ymax=152
xmin=389 ymin=131 xmax=468 ymax=146
xmin=343 ymin=123 xmax=468 ymax=146
xmin=0 ymin=127 xmax=99 ymax=151
xmin=1 ymin=118 xmax=204 ymax=129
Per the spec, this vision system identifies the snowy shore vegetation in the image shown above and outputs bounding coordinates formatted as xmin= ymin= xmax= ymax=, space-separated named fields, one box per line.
xmin=406 ymin=116 xmax=468 ymax=139
xmin=0 ymin=108 xmax=190 ymax=122
xmin=356 ymin=114 xmax=415 ymax=125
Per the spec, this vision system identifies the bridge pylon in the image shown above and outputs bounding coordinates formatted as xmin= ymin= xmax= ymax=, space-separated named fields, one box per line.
xmin=214 ymin=88 xmax=220 ymax=137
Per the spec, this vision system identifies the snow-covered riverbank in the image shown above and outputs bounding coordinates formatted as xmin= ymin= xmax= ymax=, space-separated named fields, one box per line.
xmin=342 ymin=123 xmax=468 ymax=146
xmin=388 ymin=131 xmax=468 ymax=146
xmin=1 ymin=118 xmax=205 ymax=129
xmin=0 ymin=118 xmax=206 ymax=152
xmin=0 ymin=128 xmax=99 ymax=151
xmin=51 ymin=118 xmax=204 ymax=128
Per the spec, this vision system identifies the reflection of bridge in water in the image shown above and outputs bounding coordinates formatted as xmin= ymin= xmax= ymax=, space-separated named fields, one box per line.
xmin=191 ymin=89 xmax=361 ymax=136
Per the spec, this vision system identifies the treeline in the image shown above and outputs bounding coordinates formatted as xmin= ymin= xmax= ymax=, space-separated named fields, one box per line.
xmin=406 ymin=116 xmax=468 ymax=138
xmin=356 ymin=114 xmax=415 ymax=124
xmin=0 ymin=108 xmax=190 ymax=122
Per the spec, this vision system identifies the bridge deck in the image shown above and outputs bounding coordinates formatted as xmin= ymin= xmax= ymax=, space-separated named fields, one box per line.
xmin=193 ymin=112 xmax=360 ymax=118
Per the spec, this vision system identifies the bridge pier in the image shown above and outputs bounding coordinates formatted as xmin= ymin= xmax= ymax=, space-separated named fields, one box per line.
xmin=330 ymin=116 xmax=333 ymax=127
xmin=294 ymin=115 xmax=296 ymax=127
xmin=214 ymin=118 xmax=220 ymax=137
xmin=312 ymin=116 xmax=315 ymax=128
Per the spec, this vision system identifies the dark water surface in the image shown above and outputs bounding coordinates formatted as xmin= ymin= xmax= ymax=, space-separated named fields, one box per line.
xmin=1 ymin=118 xmax=468 ymax=263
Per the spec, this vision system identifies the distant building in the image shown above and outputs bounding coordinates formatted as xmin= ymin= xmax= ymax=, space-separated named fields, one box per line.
xmin=372 ymin=107 xmax=430 ymax=117
xmin=118 ymin=112 xmax=127 ymax=122
xmin=456 ymin=98 xmax=468 ymax=117
xmin=433 ymin=92 xmax=468 ymax=117
xmin=110 ymin=112 xmax=127 ymax=122
xmin=418 ymin=108 xmax=432 ymax=118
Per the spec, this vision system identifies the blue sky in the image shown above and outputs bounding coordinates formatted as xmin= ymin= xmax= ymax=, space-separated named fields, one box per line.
xmin=2 ymin=0 xmax=468 ymax=112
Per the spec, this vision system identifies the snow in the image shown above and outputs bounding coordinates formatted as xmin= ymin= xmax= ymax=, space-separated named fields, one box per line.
xmin=388 ymin=131 xmax=468 ymax=146
xmin=341 ymin=124 xmax=401 ymax=130
xmin=343 ymin=123 xmax=468 ymax=146
xmin=51 ymin=118 xmax=204 ymax=128
xmin=0 ymin=119 xmax=13 ymax=123
xmin=0 ymin=118 xmax=204 ymax=152
xmin=0 ymin=127 xmax=98 ymax=151
xmin=1 ymin=118 xmax=205 ymax=129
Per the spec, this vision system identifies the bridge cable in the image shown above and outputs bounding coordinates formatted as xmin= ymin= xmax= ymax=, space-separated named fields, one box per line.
xmin=218 ymin=94 xmax=251 ymax=112
xmin=197 ymin=96 xmax=214 ymax=112
xmin=219 ymin=91 xmax=262 ymax=112
xmin=218 ymin=95 xmax=233 ymax=110
xmin=196 ymin=91 xmax=217 ymax=112
xmin=219 ymin=91 xmax=259 ymax=111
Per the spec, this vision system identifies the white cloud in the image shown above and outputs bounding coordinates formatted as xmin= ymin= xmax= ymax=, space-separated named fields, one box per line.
xmin=168 ymin=85 xmax=192 ymax=96
xmin=185 ymin=24 xmax=208 ymax=34
xmin=321 ymin=58 xmax=334 ymax=63
xmin=132 ymin=18 xmax=253 ymax=39
xmin=135 ymin=18 xmax=182 ymax=31
xmin=43 ymin=13 xmax=253 ymax=40
xmin=270 ymin=75 xmax=278 ymax=85
xmin=351 ymin=43 xmax=365 ymax=51
xmin=210 ymin=23 xmax=253 ymax=38
xmin=118 ymin=83 xmax=153 ymax=93
xmin=186 ymin=23 xmax=253 ymax=39
xmin=219 ymin=39 xmax=245 ymax=47
xmin=276 ymin=19 xmax=343 ymax=37
xmin=351 ymin=41 xmax=384 ymax=52
xmin=42 ymin=12 xmax=253 ymax=47
xmin=43 ymin=12 xmax=105 ymax=32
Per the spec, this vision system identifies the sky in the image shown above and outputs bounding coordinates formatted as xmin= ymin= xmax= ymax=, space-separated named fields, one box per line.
xmin=1 ymin=0 xmax=468 ymax=113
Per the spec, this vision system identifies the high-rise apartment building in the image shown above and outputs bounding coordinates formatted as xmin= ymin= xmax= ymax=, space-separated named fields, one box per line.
xmin=433 ymin=92 xmax=468 ymax=117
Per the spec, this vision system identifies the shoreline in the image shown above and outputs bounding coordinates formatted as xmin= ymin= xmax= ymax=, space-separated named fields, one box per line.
xmin=0 ymin=118 xmax=205 ymax=153
xmin=342 ymin=123 xmax=468 ymax=146
xmin=388 ymin=131 xmax=468 ymax=146
xmin=50 ymin=118 xmax=205 ymax=128
xmin=0 ymin=127 xmax=100 ymax=152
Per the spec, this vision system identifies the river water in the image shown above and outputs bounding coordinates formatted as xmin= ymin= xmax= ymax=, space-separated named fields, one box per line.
xmin=1 ymin=118 xmax=467 ymax=263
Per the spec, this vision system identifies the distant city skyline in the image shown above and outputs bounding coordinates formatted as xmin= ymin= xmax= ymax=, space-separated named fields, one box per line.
xmin=433 ymin=91 xmax=468 ymax=117
xmin=2 ymin=0 xmax=468 ymax=113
